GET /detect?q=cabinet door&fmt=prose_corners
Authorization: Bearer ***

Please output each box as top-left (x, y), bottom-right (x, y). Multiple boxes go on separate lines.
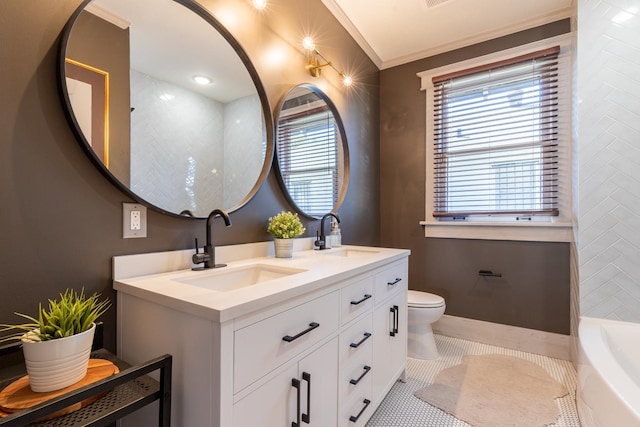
top-left (372, 290), bottom-right (407, 402)
top-left (234, 338), bottom-right (338, 427)
top-left (233, 363), bottom-right (298, 426)
top-left (298, 337), bottom-right (338, 426)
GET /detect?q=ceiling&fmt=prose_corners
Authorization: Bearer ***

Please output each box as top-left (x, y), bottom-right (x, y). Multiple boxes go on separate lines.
top-left (321, 0), bottom-right (573, 69)
top-left (88, 0), bottom-right (256, 103)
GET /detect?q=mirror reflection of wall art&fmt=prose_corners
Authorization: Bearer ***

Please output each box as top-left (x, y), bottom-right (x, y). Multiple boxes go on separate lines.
top-left (58, 0), bottom-right (274, 217)
top-left (275, 84), bottom-right (349, 219)
top-left (65, 59), bottom-right (109, 167)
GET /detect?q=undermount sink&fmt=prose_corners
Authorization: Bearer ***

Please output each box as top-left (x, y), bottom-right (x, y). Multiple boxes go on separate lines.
top-left (322, 248), bottom-right (380, 257)
top-left (172, 264), bottom-right (307, 292)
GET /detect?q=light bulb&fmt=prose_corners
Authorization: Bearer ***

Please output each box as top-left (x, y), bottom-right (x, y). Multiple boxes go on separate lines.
top-left (252, 0), bottom-right (267, 10)
top-left (302, 36), bottom-right (315, 51)
top-left (342, 75), bottom-right (353, 87)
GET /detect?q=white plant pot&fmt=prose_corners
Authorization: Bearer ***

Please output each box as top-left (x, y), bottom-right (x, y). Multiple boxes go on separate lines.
top-left (22, 323), bottom-right (96, 392)
top-left (274, 238), bottom-right (294, 258)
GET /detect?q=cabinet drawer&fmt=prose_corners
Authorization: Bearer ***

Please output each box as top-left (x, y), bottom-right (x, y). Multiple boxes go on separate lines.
top-left (340, 276), bottom-right (374, 325)
top-left (374, 261), bottom-right (408, 303)
top-left (340, 392), bottom-right (373, 427)
top-left (339, 315), bottom-right (373, 403)
top-left (339, 314), bottom-right (373, 367)
top-left (234, 291), bottom-right (340, 393)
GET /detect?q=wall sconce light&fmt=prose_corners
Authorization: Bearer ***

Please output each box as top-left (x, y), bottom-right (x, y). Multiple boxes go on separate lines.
top-left (252, 0), bottom-right (267, 10)
top-left (303, 37), bottom-right (353, 87)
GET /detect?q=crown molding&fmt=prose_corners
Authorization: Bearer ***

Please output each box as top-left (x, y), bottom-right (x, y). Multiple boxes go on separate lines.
top-left (321, 1), bottom-right (571, 71)
top-left (321, 0), bottom-right (383, 69)
top-left (85, 3), bottom-right (130, 30)
top-left (381, 8), bottom-right (572, 69)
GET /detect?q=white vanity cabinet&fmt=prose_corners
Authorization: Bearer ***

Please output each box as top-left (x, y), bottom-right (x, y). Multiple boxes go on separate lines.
top-left (336, 260), bottom-right (408, 425)
top-left (114, 246), bottom-right (409, 427)
top-left (234, 336), bottom-right (338, 426)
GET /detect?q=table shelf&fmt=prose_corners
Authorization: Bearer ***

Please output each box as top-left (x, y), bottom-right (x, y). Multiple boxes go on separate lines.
top-left (0, 346), bottom-right (171, 426)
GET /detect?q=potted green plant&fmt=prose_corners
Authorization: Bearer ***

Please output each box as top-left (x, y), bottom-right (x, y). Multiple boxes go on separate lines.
top-left (0, 288), bottom-right (110, 392)
top-left (267, 211), bottom-right (305, 258)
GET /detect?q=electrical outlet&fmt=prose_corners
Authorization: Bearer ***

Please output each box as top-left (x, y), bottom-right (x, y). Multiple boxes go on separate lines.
top-left (123, 203), bottom-right (147, 238)
top-left (131, 210), bottom-right (141, 230)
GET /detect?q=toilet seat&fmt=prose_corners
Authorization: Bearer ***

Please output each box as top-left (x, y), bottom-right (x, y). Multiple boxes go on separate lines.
top-left (408, 290), bottom-right (445, 308)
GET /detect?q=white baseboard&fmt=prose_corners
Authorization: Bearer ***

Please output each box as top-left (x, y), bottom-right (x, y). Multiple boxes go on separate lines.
top-left (433, 314), bottom-right (571, 360)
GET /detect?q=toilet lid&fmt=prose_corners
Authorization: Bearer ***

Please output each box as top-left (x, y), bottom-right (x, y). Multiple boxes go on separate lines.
top-left (407, 290), bottom-right (445, 308)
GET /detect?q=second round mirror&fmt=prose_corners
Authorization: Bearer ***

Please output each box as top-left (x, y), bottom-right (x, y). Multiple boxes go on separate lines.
top-left (274, 84), bottom-right (349, 219)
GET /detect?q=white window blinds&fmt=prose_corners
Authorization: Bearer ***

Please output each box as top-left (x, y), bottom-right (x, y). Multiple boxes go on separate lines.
top-left (432, 46), bottom-right (560, 219)
top-left (276, 105), bottom-right (339, 217)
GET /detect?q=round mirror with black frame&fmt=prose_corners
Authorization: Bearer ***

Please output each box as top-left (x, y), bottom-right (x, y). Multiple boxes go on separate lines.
top-left (274, 84), bottom-right (349, 219)
top-left (58, 0), bottom-right (274, 218)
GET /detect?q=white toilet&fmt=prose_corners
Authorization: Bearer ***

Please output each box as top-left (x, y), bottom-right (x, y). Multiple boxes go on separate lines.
top-left (407, 290), bottom-right (446, 360)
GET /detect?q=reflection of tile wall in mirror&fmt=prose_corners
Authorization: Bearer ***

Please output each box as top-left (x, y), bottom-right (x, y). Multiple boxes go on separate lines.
top-left (130, 70), bottom-right (263, 215)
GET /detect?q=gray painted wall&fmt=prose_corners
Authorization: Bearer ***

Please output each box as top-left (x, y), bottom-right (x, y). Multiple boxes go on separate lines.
top-left (379, 20), bottom-right (572, 334)
top-left (0, 0), bottom-right (380, 351)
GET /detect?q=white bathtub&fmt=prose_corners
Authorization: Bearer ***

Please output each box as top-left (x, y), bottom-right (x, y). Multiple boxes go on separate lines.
top-left (578, 317), bottom-right (640, 427)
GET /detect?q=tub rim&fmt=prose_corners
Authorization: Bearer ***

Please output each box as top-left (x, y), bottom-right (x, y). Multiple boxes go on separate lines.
top-left (579, 316), bottom-right (640, 421)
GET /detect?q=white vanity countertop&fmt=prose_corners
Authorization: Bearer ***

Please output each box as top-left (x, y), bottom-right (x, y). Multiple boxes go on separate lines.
top-left (113, 245), bottom-right (409, 323)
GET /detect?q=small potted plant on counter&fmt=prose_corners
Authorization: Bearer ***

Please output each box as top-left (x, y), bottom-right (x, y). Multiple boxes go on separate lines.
top-left (0, 288), bottom-right (110, 392)
top-left (267, 211), bottom-right (306, 258)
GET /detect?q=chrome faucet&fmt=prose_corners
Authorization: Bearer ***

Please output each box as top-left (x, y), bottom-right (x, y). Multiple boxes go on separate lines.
top-left (192, 209), bottom-right (231, 270)
top-left (314, 212), bottom-right (340, 250)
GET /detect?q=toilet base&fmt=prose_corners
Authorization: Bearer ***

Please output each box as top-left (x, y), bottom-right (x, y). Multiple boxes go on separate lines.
top-left (408, 323), bottom-right (439, 360)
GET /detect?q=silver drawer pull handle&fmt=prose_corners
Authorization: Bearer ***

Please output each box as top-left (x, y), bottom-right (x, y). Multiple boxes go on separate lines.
top-left (282, 322), bottom-right (320, 342)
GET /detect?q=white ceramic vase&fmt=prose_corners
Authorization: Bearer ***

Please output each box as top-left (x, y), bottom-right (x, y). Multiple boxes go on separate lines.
top-left (274, 238), bottom-right (294, 258)
top-left (22, 323), bottom-right (96, 392)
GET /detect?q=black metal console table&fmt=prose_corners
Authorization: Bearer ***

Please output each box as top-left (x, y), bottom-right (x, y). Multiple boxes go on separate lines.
top-left (0, 326), bottom-right (171, 427)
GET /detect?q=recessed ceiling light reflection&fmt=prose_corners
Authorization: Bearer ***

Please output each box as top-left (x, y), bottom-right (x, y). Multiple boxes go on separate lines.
top-left (612, 6), bottom-right (638, 24)
top-left (193, 75), bottom-right (212, 85)
top-left (160, 94), bottom-right (175, 101)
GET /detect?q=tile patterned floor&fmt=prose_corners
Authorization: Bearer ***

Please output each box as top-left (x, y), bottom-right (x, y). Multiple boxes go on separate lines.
top-left (366, 334), bottom-right (581, 426)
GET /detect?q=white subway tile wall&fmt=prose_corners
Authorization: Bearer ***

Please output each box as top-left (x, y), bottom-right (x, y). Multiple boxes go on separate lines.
top-left (577, 0), bottom-right (640, 322)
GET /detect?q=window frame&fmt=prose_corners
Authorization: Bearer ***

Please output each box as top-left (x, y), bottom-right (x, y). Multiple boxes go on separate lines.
top-left (418, 35), bottom-right (573, 242)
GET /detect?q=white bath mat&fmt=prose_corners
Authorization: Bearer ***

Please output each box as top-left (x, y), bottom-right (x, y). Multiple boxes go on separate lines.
top-left (414, 353), bottom-right (569, 427)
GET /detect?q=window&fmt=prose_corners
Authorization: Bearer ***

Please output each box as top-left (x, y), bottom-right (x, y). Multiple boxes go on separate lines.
top-left (276, 103), bottom-right (340, 217)
top-left (432, 47), bottom-right (560, 220)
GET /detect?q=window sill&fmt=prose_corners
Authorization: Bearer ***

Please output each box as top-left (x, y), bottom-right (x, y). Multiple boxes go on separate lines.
top-left (419, 220), bottom-right (573, 242)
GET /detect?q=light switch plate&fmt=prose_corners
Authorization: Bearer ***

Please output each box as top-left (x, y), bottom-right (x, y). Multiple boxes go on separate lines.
top-left (123, 203), bottom-right (147, 238)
